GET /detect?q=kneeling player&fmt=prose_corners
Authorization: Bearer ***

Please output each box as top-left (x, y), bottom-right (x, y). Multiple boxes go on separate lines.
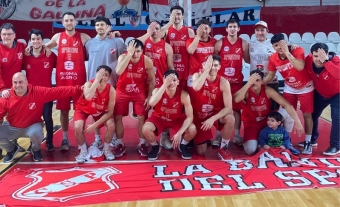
top-left (142, 70), bottom-right (196, 160)
top-left (74, 65), bottom-right (116, 163)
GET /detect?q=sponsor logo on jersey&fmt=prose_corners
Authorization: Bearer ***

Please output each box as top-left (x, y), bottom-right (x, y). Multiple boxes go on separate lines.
top-left (250, 97), bottom-right (255, 103)
top-left (146, 43), bottom-right (152, 49)
top-left (61, 39), bottom-right (67, 44)
top-left (224, 46), bottom-right (229, 52)
top-left (170, 33), bottom-right (175, 39)
top-left (163, 98), bottom-right (167, 104)
top-left (288, 76), bottom-right (296, 82)
top-left (2, 57), bottom-right (7, 62)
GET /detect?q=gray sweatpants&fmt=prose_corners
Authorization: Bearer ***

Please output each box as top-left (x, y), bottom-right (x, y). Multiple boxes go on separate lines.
top-left (0, 122), bottom-right (44, 152)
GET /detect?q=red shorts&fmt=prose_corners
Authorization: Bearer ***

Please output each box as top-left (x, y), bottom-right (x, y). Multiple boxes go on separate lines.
top-left (283, 91), bottom-right (314, 113)
top-left (74, 110), bottom-right (114, 129)
top-left (193, 119), bottom-right (224, 145)
top-left (243, 120), bottom-right (267, 142)
top-left (178, 80), bottom-right (187, 91)
top-left (56, 93), bottom-right (81, 111)
top-left (114, 91), bottom-right (146, 116)
top-left (146, 115), bottom-right (185, 136)
top-left (230, 83), bottom-right (244, 110)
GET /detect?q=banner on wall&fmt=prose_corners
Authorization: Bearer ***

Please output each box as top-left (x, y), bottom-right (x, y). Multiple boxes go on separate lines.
top-left (0, 0), bottom-right (141, 21)
top-left (148, 0), bottom-right (212, 22)
top-left (0, 149), bottom-right (339, 206)
top-left (53, 6), bottom-right (261, 31)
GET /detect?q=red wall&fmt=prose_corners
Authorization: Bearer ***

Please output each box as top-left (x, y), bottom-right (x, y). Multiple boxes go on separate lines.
top-left (1, 5), bottom-right (339, 40)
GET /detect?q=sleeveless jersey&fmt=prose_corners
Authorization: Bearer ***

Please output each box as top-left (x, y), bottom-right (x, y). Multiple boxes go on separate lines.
top-left (192, 75), bottom-right (224, 120)
top-left (152, 88), bottom-right (185, 121)
top-left (242, 85), bottom-right (271, 122)
top-left (56, 32), bottom-right (86, 86)
top-left (166, 26), bottom-right (190, 81)
top-left (144, 38), bottom-right (167, 88)
top-left (249, 39), bottom-right (278, 83)
top-left (116, 54), bottom-right (147, 99)
top-left (76, 80), bottom-right (111, 116)
top-left (218, 37), bottom-right (244, 84)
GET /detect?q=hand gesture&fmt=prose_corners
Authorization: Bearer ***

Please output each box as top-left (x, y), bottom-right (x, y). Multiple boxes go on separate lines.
top-left (24, 45), bottom-right (32, 56)
top-left (201, 117), bottom-right (214, 131)
top-left (247, 73), bottom-right (260, 86)
top-left (278, 40), bottom-right (289, 55)
top-left (263, 145), bottom-right (270, 150)
top-left (84, 123), bottom-right (96, 134)
top-left (290, 44), bottom-right (300, 50)
top-left (147, 22), bottom-right (158, 36)
top-left (202, 55), bottom-right (213, 74)
top-left (1, 89), bottom-right (10, 98)
top-left (108, 30), bottom-right (121, 39)
top-left (317, 48), bottom-right (328, 63)
top-left (163, 74), bottom-right (175, 87)
top-left (168, 10), bottom-right (176, 25)
top-left (127, 40), bottom-right (136, 56)
top-left (196, 24), bottom-right (205, 38)
top-left (43, 45), bottom-right (51, 57)
top-left (171, 133), bottom-right (181, 149)
top-left (95, 68), bottom-right (105, 82)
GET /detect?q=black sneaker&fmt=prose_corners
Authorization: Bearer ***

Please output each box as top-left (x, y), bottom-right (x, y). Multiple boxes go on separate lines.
top-left (298, 141), bottom-right (317, 147)
top-left (148, 144), bottom-right (160, 161)
top-left (26, 142), bottom-right (32, 153)
top-left (32, 149), bottom-right (43, 161)
top-left (46, 142), bottom-right (55, 151)
top-left (187, 139), bottom-right (194, 149)
top-left (323, 146), bottom-right (340, 156)
top-left (179, 143), bottom-right (192, 159)
top-left (301, 142), bottom-right (312, 154)
top-left (3, 145), bottom-right (19, 163)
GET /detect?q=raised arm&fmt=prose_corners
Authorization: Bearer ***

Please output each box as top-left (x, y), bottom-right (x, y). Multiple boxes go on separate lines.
top-left (160, 10), bottom-right (175, 38)
top-left (280, 40), bottom-right (305, 70)
top-left (83, 69), bottom-right (105, 100)
top-left (187, 24), bottom-right (204, 54)
top-left (45, 33), bottom-right (59, 49)
top-left (192, 55), bottom-right (213, 91)
top-left (148, 74), bottom-right (174, 107)
top-left (116, 40), bottom-right (135, 75)
top-left (233, 73), bottom-right (259, 103)
top-left (138, 22), bottom-right (157, 44)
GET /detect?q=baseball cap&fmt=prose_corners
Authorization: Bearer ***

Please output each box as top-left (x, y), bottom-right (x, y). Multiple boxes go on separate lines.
top-left (254, 21), bottom-right (268, 29)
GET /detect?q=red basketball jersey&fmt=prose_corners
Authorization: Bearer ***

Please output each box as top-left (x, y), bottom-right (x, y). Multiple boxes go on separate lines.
top-left (218, 37), bottom-right (244, 84)
top-left (242, 85), bottom-right (271, 122)
top-left (76, 80), bottom-right (111, 115)
top-left (192, 75), bottom-right (224, 120)
top-left (166, 26), bottom-right (190, 81)
top-left (152, 88), bottom-right (185, 121)
top-left (56, 32), bottom-right (86, 86)
top-left (144, 38), bottom-right (167, 88)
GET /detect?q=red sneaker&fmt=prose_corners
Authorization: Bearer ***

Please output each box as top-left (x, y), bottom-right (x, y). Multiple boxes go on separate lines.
top-left (113, 144), bottom-right (126, 157)
top-left (218, 148), bottom-right (233, 161)
top-left (137, 144), bottom-right (149, 157)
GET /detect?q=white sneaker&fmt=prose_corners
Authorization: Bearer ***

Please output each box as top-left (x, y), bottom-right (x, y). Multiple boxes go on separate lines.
top-left (160, 133), bottom-right (173, 150)
top-left (103, 150), bottom-right (115, 160)
top-left (212, 135), bottom-right (222, 147)
top-left (92, 139), bottom-right (103, 148)
top-left (110, 138), bottom-right (119, 147)
top-left (233, 135), bottom-right (243, 146)
top-left (75, 150), bottom-right (88, 163)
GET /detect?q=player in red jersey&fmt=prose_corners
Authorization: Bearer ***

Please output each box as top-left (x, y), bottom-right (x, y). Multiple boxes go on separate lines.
top-left (263, 33), bottom-right (313, 155)
top-left (192, 55), bottom-right (235, 161)
top-left (234, 69), bottom-right (304, 155)
top-left (21, 29), bottom-right (57, 152)
top-left (214, 19), bottom-right (250, 148)
top-left (142, 70), bottom-right (196, 160)
top-left (73, 65), bottom-right (116, 163)
top-left (114, 39), bottom-right (155, 157)
top-left (0, 72), bottom-right (82, 163)
top-left (0, 23), bottom-right (26, 92)
top-left (45, 12), bottom-right (91, 151)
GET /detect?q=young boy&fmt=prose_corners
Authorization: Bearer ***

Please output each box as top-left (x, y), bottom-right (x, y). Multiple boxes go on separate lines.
top-left (258, 112), bottom-right (300, 155)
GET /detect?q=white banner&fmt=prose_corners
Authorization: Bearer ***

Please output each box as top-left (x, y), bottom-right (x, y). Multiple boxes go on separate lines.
top-left (148, 0), bottom-right (212, 22)
top-left (0, 0), bottom-right (141, 21)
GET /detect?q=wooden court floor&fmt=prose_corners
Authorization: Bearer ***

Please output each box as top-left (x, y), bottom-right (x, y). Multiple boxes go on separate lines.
top-left (1, 106), bottom-right (339, 207)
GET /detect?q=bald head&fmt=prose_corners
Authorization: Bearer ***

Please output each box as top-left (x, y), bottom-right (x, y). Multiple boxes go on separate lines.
top-left (12, 72), bottom-right (28, 96)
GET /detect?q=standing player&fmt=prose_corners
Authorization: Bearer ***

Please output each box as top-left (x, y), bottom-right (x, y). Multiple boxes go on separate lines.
top-left (142, 70), bottom-right (196, 160)
top-left (22, 29), bottom-right (57, 151)
top-left (192, 55), bottom-right (235, 160)
top-left (114, 39), bottom-right (155, 157)
top-left (264, 33), bottom-right (313, 155)
top-left (74, 66), bottom-right (116, 163)
top-left (45, 12), bottom-right (91, 151)
top-left (214, 19), bottom-right (250, 147)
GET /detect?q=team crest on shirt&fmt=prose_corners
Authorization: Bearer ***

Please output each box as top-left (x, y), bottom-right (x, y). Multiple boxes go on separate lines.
top-left (173, 102), bottom-right (179, 108)
top-left (288, 76), bottom-right (296, 82)
top-left (250, 97), bottom-right (255, 103)
top-left (261, 98), bottom-right (266, 104)
top-left (61, 39), bottom-right (67, 45)
top-left (156, 47), bottom-right (163, 53)
top-left (73, 41), bottom-right (79, 47)
top-left (26, 64), bottom-right (31, 69)
top-left (110, 48), bottom-right (116, 54)
top-left (146, 43), bottom-right (152, 49)
top-left (137, 67), bottom-right (144, 73)
top-left (128, 64), bottom-right (132, 70)
top-left (235, 48), bottom-right (241, 53)
top-left (29, 103), bottom-right (36, 110)
top-left (212, 87), bottom-right (218, 93)
top-left (181, 34), bottom-right (187, 40)
top-left (44, 62), bottom-right (50, 68)
top-left (223, 46), bottom-right (229, 52)
top-left (323, 74), bottom-right (329, 80)
top-left (170, 33), bottom-right (175, 39)
top-left (2, 57), bottom-right (7, 62)
top-left (17, 52), bottom-right (23, 59)
top-left (163, 98), bottom-right (167, 105)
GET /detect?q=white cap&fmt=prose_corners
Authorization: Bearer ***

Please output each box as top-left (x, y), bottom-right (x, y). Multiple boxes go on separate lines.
top-left (254, 21), bottom-right (268, 29)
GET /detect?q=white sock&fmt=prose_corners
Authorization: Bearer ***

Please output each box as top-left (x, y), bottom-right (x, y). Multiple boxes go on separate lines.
top-left (216, 130), bottom-right (221, 137)
top-left (181, 139), bottom-right (188, 145)
top-left (220, 138), bottom-right (229, 149)
top-left (116, 138), bottom-right (124, 146)
top-left (112, 133), bottom-right (117, 140)
top-left (95, 135), bottom-right (101, 141)
top-left (79, 143), bottom-right (87, 151)
top-left (62, 131), bottom-right (68, 139)
top-left (139, 138), bottom-right (147, 145)
top-left (150, 141), bottom-right (158, 146)
top-left (234, 129), bottom-right (240, 137)
top-left (305, 135), bottom-right (312, 142)
top-left (103, 142), bottom-right (110, 150)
